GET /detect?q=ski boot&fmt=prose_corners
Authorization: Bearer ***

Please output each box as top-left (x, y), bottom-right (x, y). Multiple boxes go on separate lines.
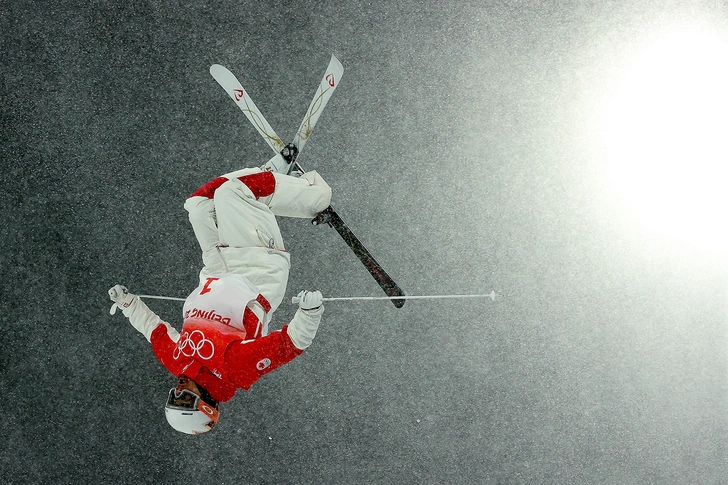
top-left (280, 143), bottom-right (298, 164)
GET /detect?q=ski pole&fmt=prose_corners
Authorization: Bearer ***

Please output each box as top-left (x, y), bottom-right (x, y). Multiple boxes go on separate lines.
top-left (109, 294), bottom-right (186, 315)
top-left (291, 291), bottom-right (496, 304)
top-left (138, 294), bottom-right (186, 302)
top-left (134, 291), bottom-right (497, 304)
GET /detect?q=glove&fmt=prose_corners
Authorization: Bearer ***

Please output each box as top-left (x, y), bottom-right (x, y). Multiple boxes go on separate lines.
top-left (288, 290), bottom-right (324, 349)
top-left (295, 290), bottom-right (323, 311)
top-left (108, 285), bottom-right (137, 315)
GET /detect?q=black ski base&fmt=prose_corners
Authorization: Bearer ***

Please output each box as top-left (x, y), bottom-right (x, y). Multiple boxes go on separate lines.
top-left (312, 206), bottom-right (406, 308)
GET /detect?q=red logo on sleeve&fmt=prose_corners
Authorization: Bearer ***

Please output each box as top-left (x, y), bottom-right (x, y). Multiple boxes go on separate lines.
top-left (200, 277), bottom-right (219, 295)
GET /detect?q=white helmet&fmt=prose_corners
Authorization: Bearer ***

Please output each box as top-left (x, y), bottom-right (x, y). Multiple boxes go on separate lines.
top-left (165, 388), bottom-right (220, 434)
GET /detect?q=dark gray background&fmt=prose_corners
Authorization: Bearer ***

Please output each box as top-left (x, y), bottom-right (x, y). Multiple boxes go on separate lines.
top-left (2, 1), bottom-right (726, 483)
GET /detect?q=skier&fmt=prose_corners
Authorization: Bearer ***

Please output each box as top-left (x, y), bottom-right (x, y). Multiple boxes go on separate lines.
top-left (108, 165), bottom-right (332, 434)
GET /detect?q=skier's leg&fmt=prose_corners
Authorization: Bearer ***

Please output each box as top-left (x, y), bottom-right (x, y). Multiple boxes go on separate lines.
top-left (219, 168), bottom-right (331, 218)
top-left (212, 168), bottom-right (331, 245)
top-left (265, 171), bottom-right (332, 218)
top-left (214, 174), bottom-right (285, 251)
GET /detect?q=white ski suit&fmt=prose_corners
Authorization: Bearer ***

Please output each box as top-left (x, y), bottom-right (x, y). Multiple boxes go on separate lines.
top-left (117, 167), bottom-right (332, 402)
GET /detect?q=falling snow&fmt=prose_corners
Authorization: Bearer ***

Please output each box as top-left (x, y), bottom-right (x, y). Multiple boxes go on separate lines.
top-left (2, 1), bottom-right (727, 483)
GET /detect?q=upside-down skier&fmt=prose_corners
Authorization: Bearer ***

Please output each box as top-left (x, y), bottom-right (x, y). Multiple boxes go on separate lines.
top-left (109, 166), bottom-right (332, 434)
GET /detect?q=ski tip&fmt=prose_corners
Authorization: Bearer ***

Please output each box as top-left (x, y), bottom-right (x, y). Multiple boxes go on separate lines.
top-left (329, 54), bottom-right (343, 71)
top-left (390, 289), bottom-right (406, 308)
top-left (392, 298), bottom-right (406, 309)
top-left (210, 64), bottom-right (231, 76)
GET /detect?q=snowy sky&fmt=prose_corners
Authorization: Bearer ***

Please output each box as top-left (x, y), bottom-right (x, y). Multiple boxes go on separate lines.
top-left (2, 0), bottom-right (727, 483)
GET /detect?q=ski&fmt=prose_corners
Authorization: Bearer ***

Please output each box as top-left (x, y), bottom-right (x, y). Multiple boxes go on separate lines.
top-left (291, 55), bottom-right (344, 157)
top-left (312, 207), bottom-right (405, 308)
top-left (210, 55), bottom-right (344, 175)
top-left (209, 64), bottom-right (285, 155)
top-left (210, 55), bottom-right (406, 307)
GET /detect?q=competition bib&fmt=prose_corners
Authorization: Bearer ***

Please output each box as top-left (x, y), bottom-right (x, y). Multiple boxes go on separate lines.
top-left (183, 274), bottom-right (260, 331)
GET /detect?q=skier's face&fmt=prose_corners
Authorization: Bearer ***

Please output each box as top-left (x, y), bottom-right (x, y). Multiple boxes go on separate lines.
top-left (168, 388), bottom-right (199, 408)
top-left (171, 376), bottom-right (201, 406)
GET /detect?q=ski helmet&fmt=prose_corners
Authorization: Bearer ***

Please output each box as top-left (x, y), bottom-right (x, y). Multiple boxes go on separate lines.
top-left (164, 388), bottom-right (220, 434)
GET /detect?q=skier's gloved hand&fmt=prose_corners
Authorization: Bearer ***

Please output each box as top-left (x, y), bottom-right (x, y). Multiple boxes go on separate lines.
top-left (288, 290), bottom-right (324, 350)
top-left (295, 290), bottom-right (323, 311)
top-left (108, 285), bottom-right (137, 315)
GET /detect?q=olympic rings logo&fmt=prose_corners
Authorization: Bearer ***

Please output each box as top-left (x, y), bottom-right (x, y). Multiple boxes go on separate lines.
top-left (174, 330), bottom-right (215, 360)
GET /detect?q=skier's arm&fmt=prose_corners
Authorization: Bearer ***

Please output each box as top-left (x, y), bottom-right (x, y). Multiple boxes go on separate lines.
top-left (108, 285), bottom-right (179, 342)
top-left (225, 326), bottom-right (303, 389)
top-left (225, 292), bottom-right (324, 389)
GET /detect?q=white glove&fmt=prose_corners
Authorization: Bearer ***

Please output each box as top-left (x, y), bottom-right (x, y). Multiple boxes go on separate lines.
top-left (288, 290), bottom-right (324, 350)
top-left (295, 290), bottom-right (323, 311)
top-left (108, 285), bottom-right (137, 315)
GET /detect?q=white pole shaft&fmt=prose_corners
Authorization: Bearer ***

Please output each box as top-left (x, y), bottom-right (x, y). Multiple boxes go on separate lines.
top-left (292, 291), bottom-right (496, 304)
top-left (138, 294), bottom-right (186, 302)
top-left (324, 292), bottom-right (495, 302)
top-left (137, 291), bottom-right (497, 304)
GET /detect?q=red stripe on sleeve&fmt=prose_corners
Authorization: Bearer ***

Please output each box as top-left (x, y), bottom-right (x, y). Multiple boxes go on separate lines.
top-left (242, 307), bottom-right (258, 340)
top-left (256, 293), bottom-right (272, 313)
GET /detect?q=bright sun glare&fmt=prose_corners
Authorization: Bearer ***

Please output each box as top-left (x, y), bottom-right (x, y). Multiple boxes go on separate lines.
top-left (606, 28), bottom-right (728, 254)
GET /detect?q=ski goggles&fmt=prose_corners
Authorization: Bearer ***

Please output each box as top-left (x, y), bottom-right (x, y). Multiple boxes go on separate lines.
top-left (166, 388), bottom-right (202, 410)
top-left (166, 388), bottom-right (220, 422)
